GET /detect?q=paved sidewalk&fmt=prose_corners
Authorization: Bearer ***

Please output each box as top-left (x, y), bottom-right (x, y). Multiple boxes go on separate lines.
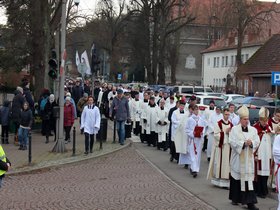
top-left (2, 120), bottom-right (127, 174)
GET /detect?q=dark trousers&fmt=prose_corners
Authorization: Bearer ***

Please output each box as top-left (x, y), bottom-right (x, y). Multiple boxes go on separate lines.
top-left (147, 131), bottom-right (157, 146)
top-left (1, 125), bottom-right (9, 143)
top-left (133, 121), bottom-right (141, 136)
top-left (140, 129), bottom-right (146, 143)
top-left (170, 141), bottom-right (179, 160)
top-left (64, 126), bottom-right (72, 141)
top-left (254, 175), bottom-right (269, 197)
top-left (85, 132), bottom-right (94, 152)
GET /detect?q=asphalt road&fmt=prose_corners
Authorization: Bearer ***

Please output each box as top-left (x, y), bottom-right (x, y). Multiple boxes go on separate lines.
top-left (134, 141), bottom-right (278, 210)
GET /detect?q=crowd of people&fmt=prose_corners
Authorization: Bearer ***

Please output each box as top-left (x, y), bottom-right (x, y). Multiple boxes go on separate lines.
top-left (1, 78), bottom-right (280, 210)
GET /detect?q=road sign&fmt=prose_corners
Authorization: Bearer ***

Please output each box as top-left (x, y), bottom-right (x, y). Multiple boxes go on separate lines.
top-left (117, 73), bottom-right (122, 80)
top-left (272, 72), bottom-right (280, 85)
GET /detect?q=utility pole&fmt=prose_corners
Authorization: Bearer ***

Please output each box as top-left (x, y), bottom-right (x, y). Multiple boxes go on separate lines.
top-left (52, 0), bottom-right (67, 153)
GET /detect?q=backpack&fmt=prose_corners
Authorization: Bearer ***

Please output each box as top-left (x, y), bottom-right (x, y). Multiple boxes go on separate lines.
top-left (40, 97), bottom-right (48, 111)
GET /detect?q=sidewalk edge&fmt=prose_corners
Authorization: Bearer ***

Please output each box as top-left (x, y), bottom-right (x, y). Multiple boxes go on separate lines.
top-left (7, 141), bottom-right (131, 176)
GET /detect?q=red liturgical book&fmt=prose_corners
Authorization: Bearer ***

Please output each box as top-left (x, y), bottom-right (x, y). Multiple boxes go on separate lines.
top-left (194, 126), bottom-right (203, 138)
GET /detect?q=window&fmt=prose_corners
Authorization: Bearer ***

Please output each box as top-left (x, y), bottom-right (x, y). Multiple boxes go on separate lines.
top-left (222, 56), bottom-right (225, 67)
top-left (231, 55), bottom-right (234, 66)
top-left (245, 54), bottom-right (249, 62)
top-left (214, 57), bottom-right (216, 67)
top-left (207, 58), bottom-right (210, 66)
top-left (219, 79), bottom-right (221, 86)
top-left (241, 54), bottom-right (244, 63)
top-left (225, 56), bottom-right (228, 66)
top-left (217, 57), bottom-right (220, 67)
top-left (213, 78), bottom-right (215, 86)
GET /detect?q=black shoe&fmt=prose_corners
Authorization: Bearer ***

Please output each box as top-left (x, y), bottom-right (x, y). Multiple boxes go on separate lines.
top-left (49, 133), bottom-right (54, 136)
top-left (157, 147), bottom-right (160, 150)
top-left (147, 144), bottom-right (151, 147)
top-left (45, 138), bottom-right (49, 144)
top-left (184, 164), bottom-right (188, 169)
top-left (90, 150), bottom-right (93, 153)
top-left (231, 201), bottom-right (238, 206)
top-left (247, 204), bottom-right (259, 210)
top-left (84, 151), bottom-right (88, 155)
top-left (18, 145), bottom-right (23, 150)
top-left (170, 156), bottom-right (173, 162)
top-left (207, 157), bottom-right (210, 162)
top-left (257, 194), bottom-right (266, 199)
top-left (193, 172), bottom-right (197, 178)
top-left (190, 168), bottom-right (193, 174)
top-left (163, 148), bottom-right (168, 151)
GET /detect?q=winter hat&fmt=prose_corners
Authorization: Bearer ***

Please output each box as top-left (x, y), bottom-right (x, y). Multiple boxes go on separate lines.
top-left (65, 96), bottom-right (71, 101)
top-left (49, 94), bottom-right (55, 103)
top-left (17, 86), bottom-right (23, 94)
top-left (66, 92), bottom-right (71, 97)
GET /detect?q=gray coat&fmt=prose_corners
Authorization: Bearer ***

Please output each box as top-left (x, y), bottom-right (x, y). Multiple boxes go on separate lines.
top-left (110, 97), bottom-right (130, 121)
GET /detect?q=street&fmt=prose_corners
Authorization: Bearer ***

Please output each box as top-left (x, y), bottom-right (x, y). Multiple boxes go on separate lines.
top-left (0, 145), bottom-right (213, 210)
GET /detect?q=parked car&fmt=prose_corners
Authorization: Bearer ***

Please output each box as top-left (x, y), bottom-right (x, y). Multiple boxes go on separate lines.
top-left (195, 92), bottom-right (224, 97)
top-left (173, 86), bottom-right (213, 94)
top-left (231, 97), bottom-right (278, 107)
top-left (195, 95), bottom-right (227, 109)
top-left (222, 94), bottom-right (245, 103)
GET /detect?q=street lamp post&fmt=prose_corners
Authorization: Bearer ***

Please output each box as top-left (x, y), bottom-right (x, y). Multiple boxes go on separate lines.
top-left (52, 0), bottom-right (67, 153)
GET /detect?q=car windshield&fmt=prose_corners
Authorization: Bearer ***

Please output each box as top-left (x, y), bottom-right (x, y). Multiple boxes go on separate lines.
top-left (232, 96), bottom-right (244, 100)
top-left (203, 98), bottom-right (226, 107)
top-left (194, 87), bottom-right (204, 92)
top-left (250, 99), bottom-right (269, 106)
top-left (232, 97), bottom-right (247, 104)
top-left (181, 87), bottom-right (193, 94)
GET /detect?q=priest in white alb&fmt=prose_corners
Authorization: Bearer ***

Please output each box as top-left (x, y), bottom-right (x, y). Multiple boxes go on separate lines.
top-left (207, 107), bottom-right (232, 188)
top-left (156, 99), bottom-right (169, 150)
top-left (206, 106), bottom-right (223, 162)
top-left (229, 105), bottom-right (260, 210)
top-left (273, 134), bottom-right (280, 210)
top-left (171, 100), bottom-right (189, 162)
top-left (185, 104), bottom-right (207, 178)
top-left (253, 107), bottom-right (272, 199)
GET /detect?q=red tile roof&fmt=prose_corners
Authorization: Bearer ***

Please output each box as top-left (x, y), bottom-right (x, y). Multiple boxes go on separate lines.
top-left (237, 34), bottom-right (280, 75)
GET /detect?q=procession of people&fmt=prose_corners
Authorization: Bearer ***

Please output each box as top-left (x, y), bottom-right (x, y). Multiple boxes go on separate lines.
top-left (2, 78), bottom-right (280, 210)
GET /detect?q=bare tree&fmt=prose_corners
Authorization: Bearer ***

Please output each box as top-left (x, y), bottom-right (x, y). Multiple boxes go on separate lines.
top-left (221, 0), bottom-right (280, 70)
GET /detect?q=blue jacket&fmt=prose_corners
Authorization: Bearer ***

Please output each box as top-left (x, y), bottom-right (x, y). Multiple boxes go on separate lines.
top-left (0, 101), bottom-right (10, 126)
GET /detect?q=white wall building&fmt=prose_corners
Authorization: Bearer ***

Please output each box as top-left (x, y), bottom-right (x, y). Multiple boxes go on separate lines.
top-left (201, 44), bottom-right (261, 91)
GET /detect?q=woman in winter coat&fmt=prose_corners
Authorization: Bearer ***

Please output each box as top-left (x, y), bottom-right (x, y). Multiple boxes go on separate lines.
top-left (43, 94), bottom-right (58, 143)
top-left (18, 102), bottom-right (33, 150)
top-left (64, 96), bottom-right (75, 143)
top-left (0, 100), bottom-right (11, 144)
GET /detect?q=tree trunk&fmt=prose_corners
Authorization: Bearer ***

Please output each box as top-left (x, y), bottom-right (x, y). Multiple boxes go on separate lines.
top-left (157, 37), bottom-right (166, 84)
top-left (30, 0), bottom-right (48, 100)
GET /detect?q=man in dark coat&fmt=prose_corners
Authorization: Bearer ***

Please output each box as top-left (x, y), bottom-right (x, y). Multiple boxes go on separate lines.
top-left (11, 87), bottom-right (25, 145)
top-left (71, 80), bottom-right (84, 105)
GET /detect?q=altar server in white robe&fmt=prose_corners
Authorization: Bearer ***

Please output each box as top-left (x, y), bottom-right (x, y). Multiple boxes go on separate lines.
top-left (229, 103), bottom-right (240, 126)
top-left (177, 104), bottom-right (194, 166)
top-left (80, 96), bottom-right (101, 154)
top-left (273, 134), bottom-right (280, 210)
top-left (130, 92), bottom-right (141, 136)
top-left (186, 105), bottom-right (207, 178)
top-left (206, 106), bottom-right (223, 161)
top-left (171, 100), bottom-right (188, 162)
top-left (139, 92), bottom-right (150, 143)
top-left (229, 105), bottom-right (260, 210)
top-left (207, 107), bottom-right (232, 188)
top-left (253, 107), bottom-right (272, 199)
top-left (156, 99), bottom-right (169, 150)
top-left (143, 96), bottom-right (158, 147)
top-left (268, 108), bottom-right (280, 190)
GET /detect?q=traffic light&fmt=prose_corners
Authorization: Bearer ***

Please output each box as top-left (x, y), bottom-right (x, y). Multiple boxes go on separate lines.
top-left (48, 49), bottom-right (58, 80)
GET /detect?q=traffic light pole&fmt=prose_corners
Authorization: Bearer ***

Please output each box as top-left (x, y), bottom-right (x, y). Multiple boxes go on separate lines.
top-left (52, 0), bottom-right (67, 153)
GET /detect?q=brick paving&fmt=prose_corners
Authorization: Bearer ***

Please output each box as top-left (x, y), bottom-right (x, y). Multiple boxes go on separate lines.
top-left (0, 146), bottom-right (214, 210)
top-left (2, 120), bottom-right (123, 173)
